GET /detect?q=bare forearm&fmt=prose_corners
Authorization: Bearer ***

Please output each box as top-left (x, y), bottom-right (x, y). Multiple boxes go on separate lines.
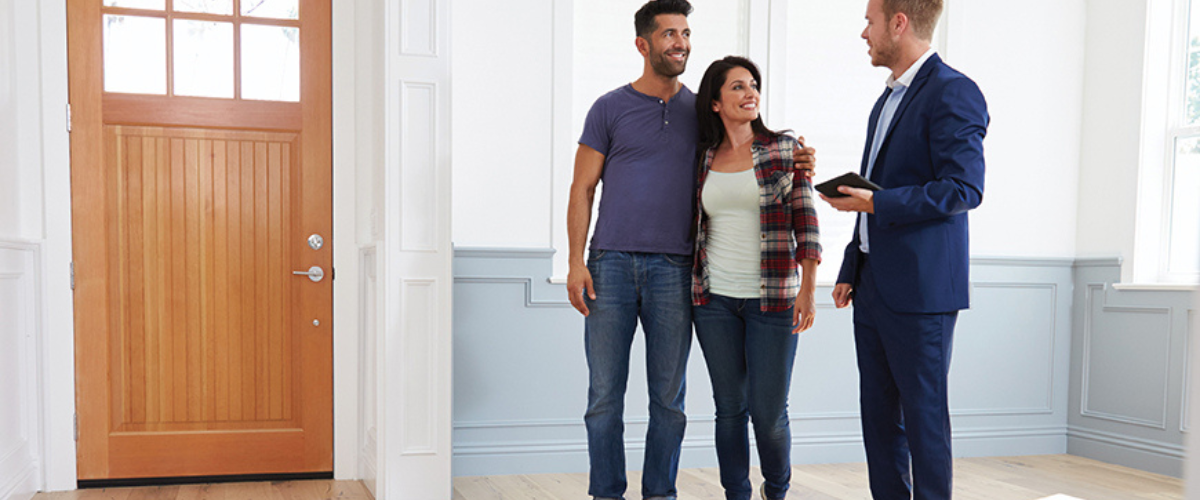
top-left (799, 258), bottom-right (818, 294)
top-left (567, 186), bottom-right (595, 267)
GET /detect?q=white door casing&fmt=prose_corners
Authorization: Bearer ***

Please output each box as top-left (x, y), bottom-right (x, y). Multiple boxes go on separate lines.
top-left (378, 0), bottom-right (454, 498)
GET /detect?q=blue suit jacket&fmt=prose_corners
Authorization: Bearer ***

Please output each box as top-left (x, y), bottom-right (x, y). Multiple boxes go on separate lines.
top-left (835, 54), bottom-right (989, 314)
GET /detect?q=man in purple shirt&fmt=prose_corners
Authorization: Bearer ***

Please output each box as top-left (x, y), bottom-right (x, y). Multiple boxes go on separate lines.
top-left (566, 2), bottom-right (816, 499)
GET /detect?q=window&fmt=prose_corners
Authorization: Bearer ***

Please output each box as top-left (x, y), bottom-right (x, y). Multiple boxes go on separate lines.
top-left (1161, 0), bottom-right (1200, 282)
top-left (101, 0), bottom-right (300, 101)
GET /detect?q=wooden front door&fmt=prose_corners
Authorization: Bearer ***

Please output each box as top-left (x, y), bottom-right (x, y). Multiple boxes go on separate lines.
top-left (68, 0), bottom-right (332, 480)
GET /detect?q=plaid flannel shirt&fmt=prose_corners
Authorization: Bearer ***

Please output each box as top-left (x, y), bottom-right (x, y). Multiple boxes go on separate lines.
top-left (692, 133), bottom-right (822, 312)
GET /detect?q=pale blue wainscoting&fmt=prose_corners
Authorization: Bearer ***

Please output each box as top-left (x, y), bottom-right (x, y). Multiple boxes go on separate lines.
top-left (452, 248), bottom-right (1186, 478)
top-left (1067, 258), bottom-right (1196, 477)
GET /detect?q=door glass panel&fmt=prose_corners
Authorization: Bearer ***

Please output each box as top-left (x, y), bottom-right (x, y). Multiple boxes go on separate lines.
top-left (241, 0), bottom-right (299, 20)
top-left (103, 0), bottom-right (165, 9)
top-left (173, 20), bottom-right (234, 98)
top-left (173, 0), bottom-right (234, 16)
top-left (241, 24), bottom-right (300, 101)
top-left (1170, 136), bottom-right (1200, 274)
top-left (103, 15), bottom-right (167, 95)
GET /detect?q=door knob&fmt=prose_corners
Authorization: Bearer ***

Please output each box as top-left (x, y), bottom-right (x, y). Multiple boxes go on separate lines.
top-left (293, 266), bottom-right (324, 282)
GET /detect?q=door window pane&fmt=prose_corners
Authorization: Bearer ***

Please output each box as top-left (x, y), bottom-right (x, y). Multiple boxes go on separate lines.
top-left (103, 0), bottom-right (165, 9)
top-left (103, 15), bottom-right (166, 95)
top-left (241, 24), bottom-right (300, 101)
top-left (1170, 136), bottom-right (1200, 275)
top-left (173, 0), bottom-right (234, 16)
top-left (173, 20), bottom-right (234, 98)
top-left (241, 0), bottom-right (299, 20)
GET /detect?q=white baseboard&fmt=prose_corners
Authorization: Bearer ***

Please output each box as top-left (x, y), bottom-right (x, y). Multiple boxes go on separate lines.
top-left (0, 462), bottom-right (38, 500)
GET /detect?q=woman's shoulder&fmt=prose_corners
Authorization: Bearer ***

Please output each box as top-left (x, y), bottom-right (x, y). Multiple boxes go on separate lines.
top-left (756, 132), bottom-right (799, 157)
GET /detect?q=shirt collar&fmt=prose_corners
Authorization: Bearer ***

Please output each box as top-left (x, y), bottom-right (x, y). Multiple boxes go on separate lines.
top-left (886, 47), bottom-right (936, 90)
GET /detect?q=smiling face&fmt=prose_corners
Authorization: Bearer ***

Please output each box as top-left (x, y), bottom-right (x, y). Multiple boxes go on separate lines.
top-left (711, 66), bottom-right (759, 125)
top-left (642, 13), bottom-right (691, 78)
top-left (862, 0), bottom-right (898, 68)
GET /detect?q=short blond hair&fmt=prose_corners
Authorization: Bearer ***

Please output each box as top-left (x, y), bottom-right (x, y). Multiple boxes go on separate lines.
top-left (883, 0), bottom-right (943, 41)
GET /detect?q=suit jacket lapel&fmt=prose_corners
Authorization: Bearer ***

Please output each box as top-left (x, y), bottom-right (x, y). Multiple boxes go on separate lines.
top-left (876, 54), bottom-right (941, 161)
top-left (861, 89), bottom-right (890, 176)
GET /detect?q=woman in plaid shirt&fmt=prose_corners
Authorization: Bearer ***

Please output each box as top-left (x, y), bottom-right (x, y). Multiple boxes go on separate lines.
top-left (691, 56), bottom-right (821, 500)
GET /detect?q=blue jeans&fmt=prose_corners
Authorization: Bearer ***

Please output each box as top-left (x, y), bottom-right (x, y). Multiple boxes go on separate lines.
top-left (693, 294), bottom-right (798, 500)
top-left (584, 250), bottom-right (693, 500)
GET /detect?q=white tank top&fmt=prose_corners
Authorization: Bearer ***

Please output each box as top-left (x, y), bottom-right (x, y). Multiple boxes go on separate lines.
top-left (701, 169), bottom-right (761, 299)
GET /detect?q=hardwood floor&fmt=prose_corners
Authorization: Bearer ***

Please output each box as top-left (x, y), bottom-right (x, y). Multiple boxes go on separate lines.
top-left (451, 455), bottom-right (1183, 500)
top-left (35, 480), bottom-right (371, 500)
top-left (31, 455), bottom-right (1183, 500)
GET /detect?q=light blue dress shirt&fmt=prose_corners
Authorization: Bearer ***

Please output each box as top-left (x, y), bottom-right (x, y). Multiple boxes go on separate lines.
top-left (859, 49), bottom-right (936, 254)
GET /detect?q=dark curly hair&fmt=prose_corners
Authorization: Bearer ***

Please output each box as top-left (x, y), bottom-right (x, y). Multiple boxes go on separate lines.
top-left (634, 0), bottom-right (693, 38)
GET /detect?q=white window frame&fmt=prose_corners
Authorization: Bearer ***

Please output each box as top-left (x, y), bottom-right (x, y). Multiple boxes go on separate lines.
top-left (1160, 0), bottom-right (1200, 283)
top-left (1136, 0), bottom-right (1200, 285)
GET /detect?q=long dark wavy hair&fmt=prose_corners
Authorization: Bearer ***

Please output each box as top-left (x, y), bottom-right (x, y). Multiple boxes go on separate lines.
top-left (695, 56), bottom-right (782, 151)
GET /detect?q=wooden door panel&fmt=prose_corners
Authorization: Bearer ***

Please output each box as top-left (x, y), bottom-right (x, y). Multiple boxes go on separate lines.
top-left (104, 127), bottom-right (300, 433)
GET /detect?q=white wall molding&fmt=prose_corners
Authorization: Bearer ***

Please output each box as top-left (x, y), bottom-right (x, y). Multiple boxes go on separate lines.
top-left (399, 0), bottom-right (438, 57)
top-left (381, 0), bottom-right (454, 495)
top-left (0, 242), bottom-right (42, 500)
top-left (356, 244), bottom-right (379, 493)
top-left (331, 0), bottom-right (361, 480)
top-left (31, 0), bottom-right (74, 489)
top-left (0, 463), bottom-right (37, 500)
top-left (1185, 309), bottom-right (1196, 433)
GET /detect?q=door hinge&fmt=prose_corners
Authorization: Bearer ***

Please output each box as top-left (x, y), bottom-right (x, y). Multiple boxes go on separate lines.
top-left (74, 413), bottom-right (78, 441)
top-left (70, 261), bottom-right (75, 290)
top-left (66, 104), bottom-right (72, 133)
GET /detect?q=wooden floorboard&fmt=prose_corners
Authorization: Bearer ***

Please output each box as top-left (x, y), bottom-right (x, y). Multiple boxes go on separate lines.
top-left (34, 455), bottom-right (1183, 500)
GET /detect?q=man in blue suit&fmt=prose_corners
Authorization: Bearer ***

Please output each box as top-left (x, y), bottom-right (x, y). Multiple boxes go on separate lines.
top-left (820, 0), bottom-right (987, 498)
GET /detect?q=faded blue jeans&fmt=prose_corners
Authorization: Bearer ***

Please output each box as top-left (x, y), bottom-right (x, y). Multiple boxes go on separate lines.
top-left (693, 294), bottom-right (799, 500)
top-left (584, 250), bottom-right (693, 500)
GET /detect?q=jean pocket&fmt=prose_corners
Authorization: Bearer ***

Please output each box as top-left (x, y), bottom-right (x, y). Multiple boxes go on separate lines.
top-left (588, 249), bottom-right (607, 262)
top-left (662, 253), bottom-right (693, 267)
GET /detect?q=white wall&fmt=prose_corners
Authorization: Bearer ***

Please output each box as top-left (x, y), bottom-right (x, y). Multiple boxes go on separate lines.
top-left (1076, 0), bottom-right (1151, 281)
top-left (0, 0), bottom-right (17, 237)
top-left (450, 0), bottom-right (556, 250)
top-left (0, 0), bottom-right (40, 240)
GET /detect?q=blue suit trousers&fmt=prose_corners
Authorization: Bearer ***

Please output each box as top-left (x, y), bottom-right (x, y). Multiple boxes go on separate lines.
top-left (853, 257), bottom-right (957, 500)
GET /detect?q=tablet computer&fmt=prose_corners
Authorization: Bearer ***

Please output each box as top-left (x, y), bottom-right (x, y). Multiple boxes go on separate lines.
top-left (815, 172), bottom-right (882, 198)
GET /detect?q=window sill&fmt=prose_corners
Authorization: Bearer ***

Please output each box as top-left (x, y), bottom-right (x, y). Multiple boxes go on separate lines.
top-left (1111, 283), bottom-right (1199, 292)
